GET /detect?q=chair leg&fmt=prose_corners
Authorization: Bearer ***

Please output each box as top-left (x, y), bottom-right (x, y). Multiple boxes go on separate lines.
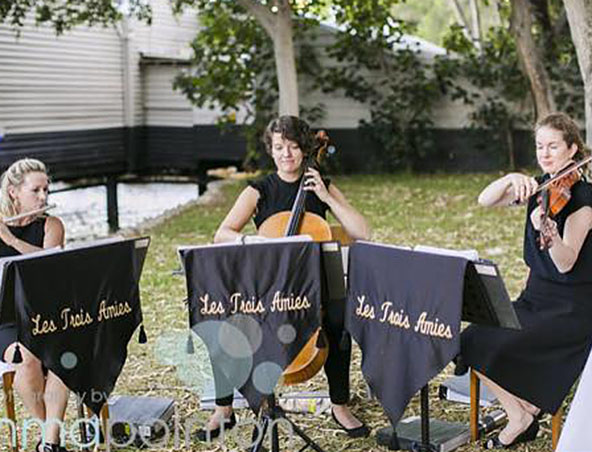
top-left (81, 404), bottom-right (110, 452)
top-left (3, 372), bottom-right (18, 452)
top-left (100, 403), bottom-right (110, 450)
top-left (470, 368), bottom-right (480, 441)
top-left (552, 406), bottom-right (563, 451)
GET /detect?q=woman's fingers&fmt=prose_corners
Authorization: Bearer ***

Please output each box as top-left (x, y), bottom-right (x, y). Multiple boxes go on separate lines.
top-left (511, 175), bottom-right (538, 203)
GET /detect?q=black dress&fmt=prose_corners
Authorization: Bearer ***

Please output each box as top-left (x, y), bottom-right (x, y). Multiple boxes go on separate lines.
top-left (461, 178), bottom-right (592, 414)
top-left (248, 172), bottom-right (330, 229)
top-left (215, 173), bottom-right (352, 406)
top-left (0, 217), bottom-right (46, 362)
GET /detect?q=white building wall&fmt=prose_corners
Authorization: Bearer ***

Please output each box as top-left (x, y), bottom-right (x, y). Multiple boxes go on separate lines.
top-left (129, 0), bottom-right (202, 126)
top-left (0, 0), bottom-right (480, 136)
top-left (142, 64), bottom-right (193, 127)
top-left (0, 18), bottom-right (124, 135)
top-left (301, 24), bottom-right (477, 130)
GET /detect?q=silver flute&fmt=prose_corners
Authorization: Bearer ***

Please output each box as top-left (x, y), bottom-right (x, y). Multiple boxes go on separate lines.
top-left (3, 203), bottom-right (56, 223)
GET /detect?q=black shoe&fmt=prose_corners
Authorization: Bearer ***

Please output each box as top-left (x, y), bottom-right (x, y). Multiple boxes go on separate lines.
top-left (484, 417), bottom-right (539, 449)
top-left (195, 412), bottom-right (237, 442)
top-left (36, 442), bottom-right (66, 452)
top-left (331, 408), bottom-right (370, 438)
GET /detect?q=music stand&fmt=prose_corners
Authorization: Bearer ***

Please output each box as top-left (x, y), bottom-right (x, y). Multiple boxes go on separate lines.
top-left (180, 239), bottom-right (344, 452)
top-left (376, 257), bottom-right (520, 452)
top-left (0, 236), bottom-right (150, 447)
top-left (246, 241), bottom-right (347, 452)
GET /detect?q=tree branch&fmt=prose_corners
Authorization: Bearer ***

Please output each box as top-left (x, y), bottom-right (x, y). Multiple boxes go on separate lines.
top-left (468, 0), bottom-right (482, 52)
top-left (450, 0), bottom-right (475, 46)
top-left (236, 0), bottom-right (275, 36)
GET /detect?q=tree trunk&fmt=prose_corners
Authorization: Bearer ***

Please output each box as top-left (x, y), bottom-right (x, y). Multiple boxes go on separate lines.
top-left (563, 0), bottom-right (592, 144)
top-left (236, 0), bottom-right (299, 117)
top-left (510, 0), bottom-right (556, 120)
top-left (272, 7), bottom-right (299, 116)
top-left (505, 120), bottom-right (516, 170)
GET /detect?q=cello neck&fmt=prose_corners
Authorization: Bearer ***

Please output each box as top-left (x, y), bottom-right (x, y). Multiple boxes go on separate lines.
top-left (284, 159), bottom-right (313, 236)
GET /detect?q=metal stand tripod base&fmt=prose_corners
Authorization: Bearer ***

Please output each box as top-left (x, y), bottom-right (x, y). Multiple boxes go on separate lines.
top-left (375, 385), bottom-right (437, 452)
top-left (250, 397), bottom-right (327, 452)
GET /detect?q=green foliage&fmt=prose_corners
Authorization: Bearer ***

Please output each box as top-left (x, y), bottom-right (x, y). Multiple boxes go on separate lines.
top-left (0, 0), bottom-right (151, 34)
top-left (172, 1), bottom-right (273, 168)
top-left (173, 0), bottom-right (325, 170)
top-left (319, 2), bottom-right (441, 171)
top-left (435, 24), bottom-right (530, 168)
top-left (434, 1), bottom-right (584, 169)
top-left (392, 0), bottom-right (502, 47)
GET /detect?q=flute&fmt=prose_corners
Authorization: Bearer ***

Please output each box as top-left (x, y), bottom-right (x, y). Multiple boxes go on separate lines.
top-left (3, 203), bottom-right (56, 223)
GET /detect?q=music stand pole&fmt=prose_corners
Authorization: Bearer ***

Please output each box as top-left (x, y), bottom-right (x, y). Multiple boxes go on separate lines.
top-left (250, 394), bottom-right (327, 452)
top-left (419, 385), bottom-right (436, 452)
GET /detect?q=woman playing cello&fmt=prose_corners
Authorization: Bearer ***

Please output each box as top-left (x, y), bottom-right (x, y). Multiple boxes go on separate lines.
top-left (196, 115), bottom-right (370, 441)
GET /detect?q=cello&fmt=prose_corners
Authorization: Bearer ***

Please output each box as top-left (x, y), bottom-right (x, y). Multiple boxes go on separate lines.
top-left (258, 130), bottom-right (336, 385)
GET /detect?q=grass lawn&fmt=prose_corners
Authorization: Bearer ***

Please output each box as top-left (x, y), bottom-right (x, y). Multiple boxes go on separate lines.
top-left (1, 173), bottom-right (563, 452)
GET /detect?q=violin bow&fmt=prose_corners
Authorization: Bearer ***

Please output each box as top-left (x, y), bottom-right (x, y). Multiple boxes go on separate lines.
top-left (535, 155), bottom-right (592, 194)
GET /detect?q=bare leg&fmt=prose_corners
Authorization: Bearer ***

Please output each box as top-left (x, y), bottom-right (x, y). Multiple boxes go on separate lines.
top-left (517, 397), bottom-right (541, 416)
top-left (332, 404), bottom-right (363, 429)
top-left (474, 371), bottom-right (536, 444)
top-left (43, 371), bottom-right (69, 444)
top-left (205, 405), bottom-right (234, 430)
top-left (5, 343), bottom-right (46, 420)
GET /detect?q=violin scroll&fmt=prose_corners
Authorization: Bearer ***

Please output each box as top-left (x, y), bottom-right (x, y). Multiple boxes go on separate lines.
top-left (312, 130), bottom-right (335, 166)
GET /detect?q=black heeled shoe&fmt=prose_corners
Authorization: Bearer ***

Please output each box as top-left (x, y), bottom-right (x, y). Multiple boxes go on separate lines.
top-left (194, 412), bottom-right (237, 442)
top-left (484, 417), bottom-right (539, 449)
top-left (36, 442), bottom-right (66, 452)
top-left (331, 408), bottom-right (370, 438)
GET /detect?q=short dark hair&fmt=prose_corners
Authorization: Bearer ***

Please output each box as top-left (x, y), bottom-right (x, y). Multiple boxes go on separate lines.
top-left (263, 115), bottom-right (316, 155)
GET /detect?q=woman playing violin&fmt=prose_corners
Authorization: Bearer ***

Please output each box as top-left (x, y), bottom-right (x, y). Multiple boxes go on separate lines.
top-left (197, 115), bottom-right (370, 441)
top-left (461, 112), bottom-right (592, 449)
top-left (0, 158), bottom-right (68, 452)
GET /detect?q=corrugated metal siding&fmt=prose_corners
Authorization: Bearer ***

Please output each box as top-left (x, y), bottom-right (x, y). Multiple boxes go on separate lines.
top-left (143, 65), bottom-right (193, 127)
top-left (301, 25), bottom-right (481, 130)
top-left (133, 0), bottom-right (199, 59)
top-left (0, 19), bottom-right (124, 135)
top-left (130, 0), bottom-right (199, 126)
top-left (141, 125), bottom-right (245, 173)
top-left (0, 128), bottom-right (127, 178)
top-left (300, 27), bottom-right (373, 129)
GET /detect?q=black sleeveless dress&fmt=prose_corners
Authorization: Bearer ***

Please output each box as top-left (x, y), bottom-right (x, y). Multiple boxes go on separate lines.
top-left (0, 218), bottom-right (46, 362)
top-left (248, 172), bottom-right (330, 227)
top-left (461, 178), bottom-right (592, 414)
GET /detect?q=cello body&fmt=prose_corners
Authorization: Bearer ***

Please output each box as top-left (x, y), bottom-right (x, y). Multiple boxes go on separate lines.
top-left (258, 212), bottom-right (333, 385)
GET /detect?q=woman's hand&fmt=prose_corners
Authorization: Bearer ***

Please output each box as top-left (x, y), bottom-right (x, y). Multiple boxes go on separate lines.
top-left (530, 205), bottom-right (544, 231)
top-left (539, 217), bottom-right (560, 250)
top-left (506, 173), bottom-right (539, 204)
top-left (235, 234), bottom-right (268, 244)
top-left (304, 168), bottom-right (330, 203)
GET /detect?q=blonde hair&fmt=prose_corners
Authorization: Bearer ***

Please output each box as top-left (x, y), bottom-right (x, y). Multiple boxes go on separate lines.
top-left (0, 158), bottom-right (47, 219)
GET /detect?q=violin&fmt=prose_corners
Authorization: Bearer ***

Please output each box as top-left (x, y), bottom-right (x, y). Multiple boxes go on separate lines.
top-left (536, 157), bottom-right (592, 250)
top-left (258, 130), bottom-right (334, 385)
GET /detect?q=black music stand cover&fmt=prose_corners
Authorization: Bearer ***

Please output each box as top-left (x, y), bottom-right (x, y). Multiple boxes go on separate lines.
top-left (179, 239), bottom-right (323, 414)
top-left (0, 236), bottom-right (150, 415)
top-left (346, 242), bottom-right (519, 451)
